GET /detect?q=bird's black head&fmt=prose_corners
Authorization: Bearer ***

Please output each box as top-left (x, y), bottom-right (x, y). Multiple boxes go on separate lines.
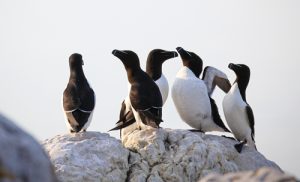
top-left (147, 49), bottom-right (178, 65)
top-left (228, 63), bottom-right (251, 101)
top-left (112, 49), bottom-right (140, 70)
top-left (176, 47), bottom-right (203, 77)
top-left (228, 63), bottom-right (250, 81)
top-left (69, 53), bottom-right (84, 69)
top-left (146, 49), bottom-right (178, 80)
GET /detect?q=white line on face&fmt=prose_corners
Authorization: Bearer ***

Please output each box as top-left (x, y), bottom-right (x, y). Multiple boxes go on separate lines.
top-left (177, 47), bottom-right (183, 51)
top-left (119, 51), bottom-right (129, 55)
top-left (186, 51), bottom-right (191, 57)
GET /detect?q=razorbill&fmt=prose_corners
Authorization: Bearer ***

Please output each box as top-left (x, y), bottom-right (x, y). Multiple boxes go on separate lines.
top-left (112, 49), bottom-right (163, 129)
top-left (223, 63), bottom-right (256, 152)
top-left (146, 49), bottom-right (178, 104)
top-left (63, 53), bottom-right (95, 133)
top-left (109, 49), bottom-right (177, 134)
top-left (172, 47), bottom-right (230, 132)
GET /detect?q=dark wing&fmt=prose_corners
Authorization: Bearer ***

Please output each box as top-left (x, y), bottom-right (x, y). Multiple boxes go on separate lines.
top-left (63, 83), bottom-right (81, 111)
top-left (117, 100), bottom-right (127, 123)
top-left (245, 105), bottom-right (255, 141)
top-left (130, 79), bottom-right (163, 128)
top-left (79, 85), bottom-right (95, 112)
top-left (202, 66), bottom-right (231, 95)
top-left (138, 107), bottom-right (163, 128)
top-left (108, 116), bottom-right (135, 131)
top-left (130, 83), bottom-right (151, 110)
top-left (109, 101), bottom-right (136, 131)
top-left (130, 79), bottom-right (162, 110)
top-left (213, 76), bottom-right (231, 94)
top-left (63, 80), bottom-right (95, 112)
top-left (210, 97), bottom-right (231, 132)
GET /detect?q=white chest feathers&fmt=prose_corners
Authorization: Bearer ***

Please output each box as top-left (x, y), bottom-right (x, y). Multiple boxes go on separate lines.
top-left (222, 83), bottom-right (251, 140)
top-left (155, 74), bottom-right (169, 105)
top-left (171, 67), bottom-right (212, 129)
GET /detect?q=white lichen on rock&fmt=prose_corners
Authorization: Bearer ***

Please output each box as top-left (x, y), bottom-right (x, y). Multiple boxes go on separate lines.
top-left (43, 128), bottom-right (284, 182)
top-left (42, 132), bottom-right (129, 182)
top-left (123, 128), bottom-right (280, 182)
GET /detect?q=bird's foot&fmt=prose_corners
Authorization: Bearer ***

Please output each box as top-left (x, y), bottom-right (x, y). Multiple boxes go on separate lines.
top-left (70, 129), bottom-right (76, 133)
top-left (234, 140), bottom-right (247, 153)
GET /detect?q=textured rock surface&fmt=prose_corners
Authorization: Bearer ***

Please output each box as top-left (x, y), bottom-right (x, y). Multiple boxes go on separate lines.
top-left (42, 132), bottom-right (129, 182)
top-left (0, 114), bottom-right (57, 182)
top-left (123, 128), bottom-right (281, 181)
top-left (43, 128), bottom-right (286, 182)
top-left (199, 167), bottom-right (297, 182)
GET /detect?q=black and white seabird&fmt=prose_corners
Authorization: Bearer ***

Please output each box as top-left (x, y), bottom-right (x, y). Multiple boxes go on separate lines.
top-left (63, 53), bottom-right (95, 133)
top-left (109, 49), bottom-right (177, 134)
top-left (172, 47), bottom-right (230, 132)
top-left (146, 49), bottom-right (178, 104)
top-left (112, 49), bottom-right (163, 130)
top-left (223, 63), bottom-right (256, 153)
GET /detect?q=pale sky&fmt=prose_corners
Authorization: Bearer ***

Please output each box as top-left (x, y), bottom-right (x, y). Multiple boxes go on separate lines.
top-left (1, 0), bottom-right (299, 178)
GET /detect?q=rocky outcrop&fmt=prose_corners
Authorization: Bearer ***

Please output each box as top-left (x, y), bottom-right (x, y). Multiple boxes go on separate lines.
top-left (0, 114), bottom-right (57, 182)
top-left (122, 128), bottom-right (280, 181)
top-left (43, 128), bottom-right (285, 182)
top-left (42, 132), bottom-right (129, 182)
top-left (199, 167), bottom-right (297, 182)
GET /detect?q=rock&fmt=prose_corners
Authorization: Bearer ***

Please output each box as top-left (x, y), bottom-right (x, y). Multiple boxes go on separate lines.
top-left (0, 114), bottom-right (57, 182)
top-left (122, 128), bottom-right (281, 182)
top-left (43, 128), bottom-right (285, 182)
top-left (42, 132), bottom-right (129, 182)
top-left (199, 167), bottom-right (297, 182)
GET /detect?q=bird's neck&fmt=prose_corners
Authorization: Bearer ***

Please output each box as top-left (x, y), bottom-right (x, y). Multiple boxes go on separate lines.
top-left (126, 68), bottom-right (142, 84)
top-left (176, 66), bottom-right (197, 79)
top-left (69, 67), bottom-right (86, 81)
top-left (235, 77), bottom-right (249, 102)
top-left (146, 61), bottom-right (162, 81)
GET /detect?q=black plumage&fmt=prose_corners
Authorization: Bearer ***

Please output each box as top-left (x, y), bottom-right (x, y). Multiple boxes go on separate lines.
top-left (63, 53), bottom-right (95, 133)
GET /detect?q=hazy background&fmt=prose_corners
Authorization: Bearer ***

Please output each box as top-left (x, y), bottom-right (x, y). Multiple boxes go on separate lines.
top-left (1, 0), bottom-right (299, 177)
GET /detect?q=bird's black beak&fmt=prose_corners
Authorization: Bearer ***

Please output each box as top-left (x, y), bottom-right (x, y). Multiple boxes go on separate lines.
top-left (162, 51), bottom-right (178, 61)
top-left (112, 49), bottom-right (126, 61)
top-left (228, 63), bottom-right (235, 69)
top-left (176, 47), bottom-right (184, 54)
top-left (112, 49), bottom-right (119, 57)
top-left (173, 51), bottom-right (178, 58)
top-left (176, 47), bottom-right (191, 60)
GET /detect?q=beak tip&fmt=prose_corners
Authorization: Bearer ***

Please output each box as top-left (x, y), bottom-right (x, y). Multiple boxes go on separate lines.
top-left (112, 50), bottom-right (117, 55)
top-left (176, 47), bottom-right (182, 52)
top-left (174, 52), bottom-right (178, 57)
